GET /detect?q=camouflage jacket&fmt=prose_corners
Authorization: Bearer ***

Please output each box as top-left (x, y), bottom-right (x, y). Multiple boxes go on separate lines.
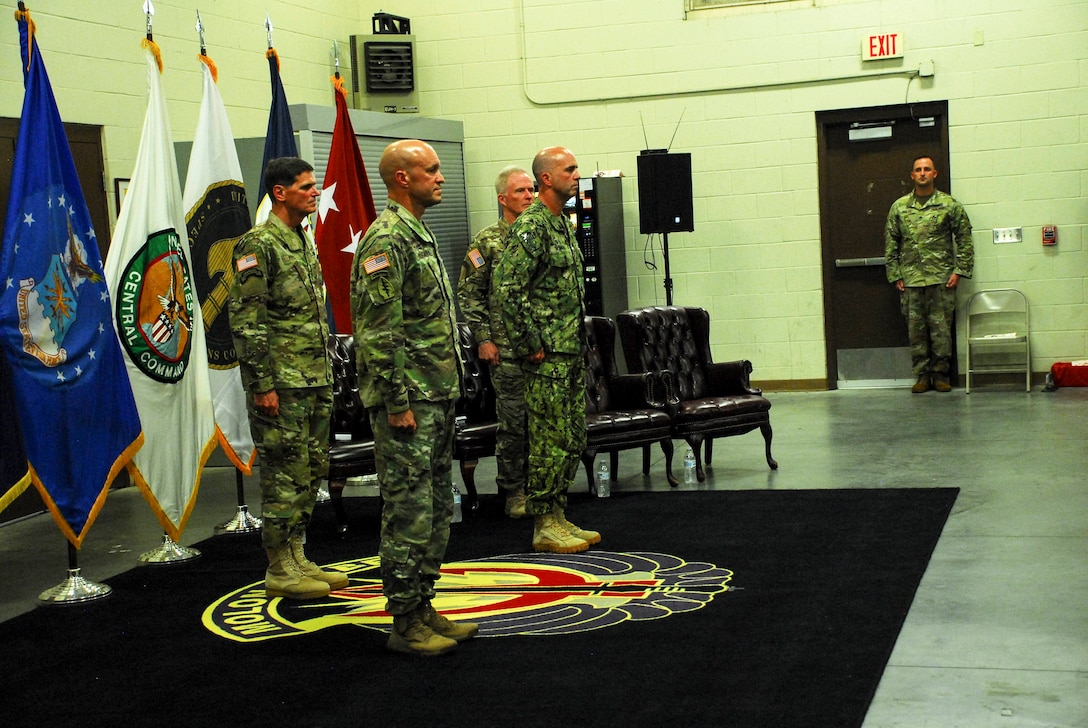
top-left (885, 189), bottom-right (974, 287)
top-left (228, 213), bottom-right (332, 393)
top-left (457, 218), bottom-right (511, 350)
top-left (350, 202), bottom-right (459, 413)
top-left (493, 199), bottom-right (586, 361)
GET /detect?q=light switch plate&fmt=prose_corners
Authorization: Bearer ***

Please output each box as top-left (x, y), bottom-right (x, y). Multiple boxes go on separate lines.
top-left (992, 227), bottom-right (1022, 244)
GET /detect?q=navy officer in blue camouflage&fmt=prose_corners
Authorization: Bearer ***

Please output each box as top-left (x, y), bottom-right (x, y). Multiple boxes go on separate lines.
top-left (493, 146), bottom-right (601, 554)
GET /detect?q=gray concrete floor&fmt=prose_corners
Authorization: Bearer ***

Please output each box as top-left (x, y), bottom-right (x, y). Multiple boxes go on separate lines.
top-left (1, 385), bottom-right (1085, 727)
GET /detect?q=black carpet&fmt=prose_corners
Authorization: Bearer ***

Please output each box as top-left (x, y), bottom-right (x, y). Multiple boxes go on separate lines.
top-left (1, 487), bottom-right (957, 727)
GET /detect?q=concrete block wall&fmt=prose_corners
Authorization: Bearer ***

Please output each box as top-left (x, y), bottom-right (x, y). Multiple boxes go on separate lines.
top-left (1, 0), bottom-right (1084, 386)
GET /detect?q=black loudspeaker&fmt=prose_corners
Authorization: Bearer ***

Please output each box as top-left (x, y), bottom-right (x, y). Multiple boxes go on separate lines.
top-left (636, 152), bottom-right (694, 234)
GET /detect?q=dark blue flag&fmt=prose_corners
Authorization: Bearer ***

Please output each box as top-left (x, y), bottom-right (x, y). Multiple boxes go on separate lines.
top-left (0, 10), bottom-right (143, 545)
top-left (256, 47), bottom-right (299, 205)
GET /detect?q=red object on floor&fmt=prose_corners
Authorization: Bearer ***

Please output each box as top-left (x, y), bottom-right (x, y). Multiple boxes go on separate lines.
top-left (1050, 362), bottom-right (1088, 387)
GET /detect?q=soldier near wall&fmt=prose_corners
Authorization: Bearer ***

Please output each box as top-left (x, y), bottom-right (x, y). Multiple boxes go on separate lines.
top-left (885, 155), bottom-right (974, 393)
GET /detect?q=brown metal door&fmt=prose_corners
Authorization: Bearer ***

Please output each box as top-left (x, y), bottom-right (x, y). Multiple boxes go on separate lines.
top-left (816, 102), bottom-right (950, 388)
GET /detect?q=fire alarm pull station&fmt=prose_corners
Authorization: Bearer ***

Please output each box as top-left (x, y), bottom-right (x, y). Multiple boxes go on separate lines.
top-left (1043, 226), bottom-right (1058, 246)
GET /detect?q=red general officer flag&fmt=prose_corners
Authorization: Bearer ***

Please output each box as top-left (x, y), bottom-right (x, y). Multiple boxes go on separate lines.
top-left (313, 77), bottom-right (377, 333)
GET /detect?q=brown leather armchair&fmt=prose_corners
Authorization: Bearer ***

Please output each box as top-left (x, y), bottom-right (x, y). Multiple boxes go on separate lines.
top-left (616, 305), bottom-right (777, 481)
top-left (583, 315), bottom-right (677, 490)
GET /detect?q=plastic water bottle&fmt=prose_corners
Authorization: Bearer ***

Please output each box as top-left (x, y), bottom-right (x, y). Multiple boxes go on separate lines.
top-left (451, 485), bottom-right (463, 523)
top-left (683, 447), bottom-right (697, 484)
top-left (596, 459), bottom-right (611, 498)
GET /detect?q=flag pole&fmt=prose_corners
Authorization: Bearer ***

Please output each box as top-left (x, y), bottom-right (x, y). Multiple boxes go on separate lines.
top-left (215, 468), bottom-right (263, 535)
top-left (38, 541), bottom-right (113, 605)
top-left (130, 2), bottom-right (203, 564)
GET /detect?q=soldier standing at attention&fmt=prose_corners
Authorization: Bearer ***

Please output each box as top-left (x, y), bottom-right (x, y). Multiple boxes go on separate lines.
top-left (229, 157), bottom-right (347, 600)
top-left (350, 139), bottom-right (478, 656)
top-left (493, 146), bottom-right (600, 554)
top-left (457, 165), bottom-right (536, 519)
top-left (885, 155), bottom-right (974, 393)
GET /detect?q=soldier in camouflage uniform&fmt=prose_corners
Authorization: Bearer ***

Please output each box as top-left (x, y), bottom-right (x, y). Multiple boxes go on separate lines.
top-left (493, 147), bottom-right (600, 554)
top-left (228, 157), bottom-right (346, 600)
top-left (457, 165), bottom-right (536, 519)
top-left (885, 155), bottom-right (974, 393)
top-left (350, 140), bottom-right (478, 656)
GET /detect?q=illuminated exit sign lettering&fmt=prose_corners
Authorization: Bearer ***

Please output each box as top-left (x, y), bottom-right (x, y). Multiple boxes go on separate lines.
top-left (862, 32), bottom-right (904, 61)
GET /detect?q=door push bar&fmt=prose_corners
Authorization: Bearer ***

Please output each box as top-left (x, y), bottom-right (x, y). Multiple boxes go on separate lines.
top-left (834, 256), bottom-right (886, 268)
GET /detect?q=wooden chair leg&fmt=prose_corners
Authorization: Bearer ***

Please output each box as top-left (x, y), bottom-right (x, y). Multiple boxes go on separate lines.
top-left (328, 478), bottom-right (349, 535)
top-left (641, 444), bottom-right (651, 474)
top-left (761, 422), bottom-right (778, 470)
top-left (458, 460), bottom-right (480, 513)
top-left (660, 438), bottom-right (678, 487)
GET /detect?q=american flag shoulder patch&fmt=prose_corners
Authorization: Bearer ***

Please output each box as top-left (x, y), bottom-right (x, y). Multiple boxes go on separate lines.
top-left (363, 253), bottom-right (391, 275)
top-left (468, 248), bottom-right (485, 269)
top-left (236, 253), bottom-right (258, 272)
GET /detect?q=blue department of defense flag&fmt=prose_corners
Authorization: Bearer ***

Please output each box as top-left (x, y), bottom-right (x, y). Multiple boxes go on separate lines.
top-left (0, 9), bottom-right (143, 546)
top-left (254, 46), bottom-right (299, 223)
top-left (182, 55), bottom-right (256, 475)
top-left (103, 39), bottom-right (217, 542)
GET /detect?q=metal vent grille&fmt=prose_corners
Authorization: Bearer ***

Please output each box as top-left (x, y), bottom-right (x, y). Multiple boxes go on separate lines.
top-left (363, 41), bottom-right (414, 93)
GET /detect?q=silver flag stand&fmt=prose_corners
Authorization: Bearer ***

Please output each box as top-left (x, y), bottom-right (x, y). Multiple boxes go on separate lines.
top-left (215, 468), bottom-right (262, 535)
top-left (38, 542), bottom-right (112, 605)
top-left (138, 532), bottom-right (200, 564)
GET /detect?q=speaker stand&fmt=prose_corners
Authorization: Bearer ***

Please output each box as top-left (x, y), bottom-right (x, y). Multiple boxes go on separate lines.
top-left (662, 232), bottom-right (674, 305)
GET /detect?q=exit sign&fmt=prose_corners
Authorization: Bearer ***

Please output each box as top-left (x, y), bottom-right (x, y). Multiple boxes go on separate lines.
top-left (862, 32), bottom-right (904, 61)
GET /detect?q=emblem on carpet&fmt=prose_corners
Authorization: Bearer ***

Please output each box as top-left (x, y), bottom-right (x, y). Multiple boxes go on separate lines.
top-left (203, 550), bottom-right (733, 642)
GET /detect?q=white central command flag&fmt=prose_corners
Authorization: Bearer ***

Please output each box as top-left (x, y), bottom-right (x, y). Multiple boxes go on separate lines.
top-left (103, 40), bottom-right (217, 540)
top-left (182, 55), bottom-right (256, 475)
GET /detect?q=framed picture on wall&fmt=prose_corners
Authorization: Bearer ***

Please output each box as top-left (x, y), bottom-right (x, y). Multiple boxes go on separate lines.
top-left (113, 178), bottom-right (129, 215)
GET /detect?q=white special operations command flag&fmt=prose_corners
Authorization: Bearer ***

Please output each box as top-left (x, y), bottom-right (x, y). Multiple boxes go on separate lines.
top-left (182, 55), bottom-right (256, 475)
top-left (103, 39), bottom-right (217, 541)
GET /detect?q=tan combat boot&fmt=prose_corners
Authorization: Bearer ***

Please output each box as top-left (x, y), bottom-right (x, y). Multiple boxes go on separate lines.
top-left (911, 375), bottom-right (931, 394)
top-left (420, 602), bottom-right (479, 642)
top-left (933, 374), bottom-right (952, 392)
top-left (532, 513), bottom-right (589, 554)
top-left (265, 546), bottom-right (330, 600)
top-left (387, 609), bottom-right (458, 656)
top-left (289, 536), bottom-right (349, 589)
top-left (504, 487), bottom-right (527, 519)
top-left (556, 508), bottom-right (601, 545)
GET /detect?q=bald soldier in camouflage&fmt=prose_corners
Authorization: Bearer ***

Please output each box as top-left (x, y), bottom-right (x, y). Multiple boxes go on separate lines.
top-left (228, 157), bottom-right (347, 600)
top-left (457, 165), bottom-right (536, 519)
top-left (885, 155), bottom-right (974, 393)
top-left (350, 139), bottom-right (478, 657)
top-left (493, 146), bottom-right (600, 554)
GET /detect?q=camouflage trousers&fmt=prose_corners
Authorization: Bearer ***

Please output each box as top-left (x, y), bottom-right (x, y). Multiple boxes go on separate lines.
top-left (492, 357), bottom-right (528, 494)
top-left (901, 284), bottom-right (957, 376)
top-left (524, 355), bottom-right (587, 517)
top-left (370, 399), bottom-right (455, 617)
top-left (248, 386), bottom-right (332, 549)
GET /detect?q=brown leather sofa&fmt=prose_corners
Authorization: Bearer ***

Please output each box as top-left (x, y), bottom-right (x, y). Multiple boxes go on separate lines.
top-left (616, 305), bottom-right (777, 482)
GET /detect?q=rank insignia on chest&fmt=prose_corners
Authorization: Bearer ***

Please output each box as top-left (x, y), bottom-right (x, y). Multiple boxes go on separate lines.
top-left (468, 248), bottom-right (485, 269)
top-left (235, 253), bottom-right (258, 272)
top-left (363, 253), bottom-right (390, 275)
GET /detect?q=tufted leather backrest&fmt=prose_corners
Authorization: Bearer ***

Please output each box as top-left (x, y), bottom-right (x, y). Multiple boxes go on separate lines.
top-left (584, 315), bottom-right (619, 414)
top-left (616, 306), bottom-right (710, 400)
top-left (456, 323), bottom-right (497, 424)
top-left (328, 334), bottom-right (374, 440)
